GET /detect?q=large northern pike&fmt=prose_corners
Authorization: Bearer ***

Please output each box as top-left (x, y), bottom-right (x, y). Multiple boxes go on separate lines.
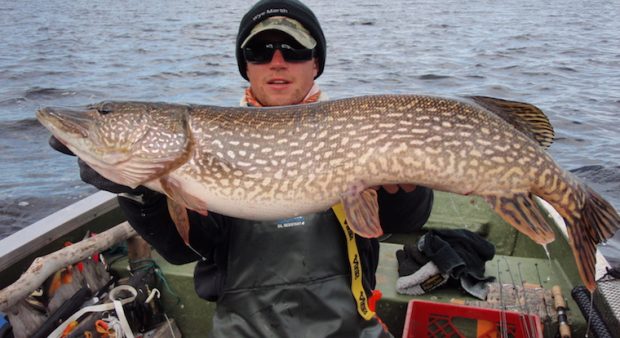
top-left (37, 95), bottom-right (619, 290)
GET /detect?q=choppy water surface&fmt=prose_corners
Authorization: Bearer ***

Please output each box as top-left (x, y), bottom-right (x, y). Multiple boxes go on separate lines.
top-left (1, 0), bottom-right (618, 262)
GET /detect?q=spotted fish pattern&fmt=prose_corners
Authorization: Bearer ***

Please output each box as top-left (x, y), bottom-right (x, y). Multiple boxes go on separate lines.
top-left (37, 95), bottom-right (620, 290)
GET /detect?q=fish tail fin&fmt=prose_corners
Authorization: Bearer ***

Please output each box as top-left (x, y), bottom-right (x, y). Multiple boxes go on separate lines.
top-left (564, 186), bottom-right (620, 291)
top-left (581, 186), bottom-right (620, 243)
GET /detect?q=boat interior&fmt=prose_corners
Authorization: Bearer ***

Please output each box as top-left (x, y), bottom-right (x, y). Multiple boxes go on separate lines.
top-left (1, 191), bottom-right (618, 337)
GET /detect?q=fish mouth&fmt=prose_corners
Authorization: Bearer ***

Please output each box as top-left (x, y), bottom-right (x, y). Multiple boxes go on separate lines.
top-left (36, 104), bottom-right (134, 174)
top-left (36, 105), bottom-right (97, 141)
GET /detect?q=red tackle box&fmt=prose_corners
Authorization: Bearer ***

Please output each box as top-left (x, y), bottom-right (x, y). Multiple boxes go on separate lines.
top-left (402, 300), bottom-right (543, 338)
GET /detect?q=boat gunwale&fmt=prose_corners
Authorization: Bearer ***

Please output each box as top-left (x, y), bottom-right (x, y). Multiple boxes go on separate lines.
top-left (0, 191), bottom-right (118, 272)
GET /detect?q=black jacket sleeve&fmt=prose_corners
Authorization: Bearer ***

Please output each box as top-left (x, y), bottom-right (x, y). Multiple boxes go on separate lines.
top-left (377, 186), bottom-right (434, 233)
top-left (117, 194), bottom-right (223, 265)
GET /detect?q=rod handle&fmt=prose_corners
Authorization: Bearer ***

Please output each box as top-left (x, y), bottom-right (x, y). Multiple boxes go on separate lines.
top-left (552, 285), bottom-right (566, 308)
top-left (559, 323), bottom-right (572, 338)
top-left (552, 285), bottom-right (571, 338)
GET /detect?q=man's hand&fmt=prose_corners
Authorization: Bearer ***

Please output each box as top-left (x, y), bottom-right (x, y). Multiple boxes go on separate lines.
top-left (49, 136), bottom-right (158, 200)
top-left (78, 158), bottom-right (160, 203)
top-left (77, 158), bottom-right (137, 194)
top-left (49, 135), bottom-right (75, 156)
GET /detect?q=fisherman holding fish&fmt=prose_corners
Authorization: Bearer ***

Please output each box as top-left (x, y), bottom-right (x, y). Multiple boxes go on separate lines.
top-left (49, 0), bottom-right (433, 336)
top-left (40, 0), bottom-right (620, 334)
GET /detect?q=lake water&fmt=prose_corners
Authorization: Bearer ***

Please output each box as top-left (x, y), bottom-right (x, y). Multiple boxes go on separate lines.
top-left (0, 0), bottom-right (619, 264)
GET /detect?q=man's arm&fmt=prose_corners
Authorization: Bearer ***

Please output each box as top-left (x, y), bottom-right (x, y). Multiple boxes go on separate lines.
top-left (49, 137), bottom-right (221, 265)
top-left (78, 151), bottom-right (218, 264)
top-left (377, 186), bottom-right (434, 233)
top-left (117, 195), bottom-right (216, 264)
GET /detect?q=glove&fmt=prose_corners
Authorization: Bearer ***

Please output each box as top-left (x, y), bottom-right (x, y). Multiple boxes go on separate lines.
top-left (395, 243), bottom-right (448, 295)
top-left (78, 158), bottom-right (160, 204)
top-left (396, 260), bottom-right (449, 296)
top-left (396, 243), bottom-right (429, 277)
top-left (49, 135), bottom-right (75, 156)
top-left (49, 136), bottom-right (160, 203)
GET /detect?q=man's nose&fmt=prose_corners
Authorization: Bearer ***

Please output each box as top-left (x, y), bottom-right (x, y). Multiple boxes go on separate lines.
top-left (269, 49), bottom-right (287, 66)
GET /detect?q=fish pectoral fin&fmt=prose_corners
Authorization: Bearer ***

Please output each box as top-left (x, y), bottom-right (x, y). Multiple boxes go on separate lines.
top-left (159, 176), bottom-right (210, 216)
top-left (117, 159), bottom-right (181, 187)
top-left (340, 188), bottom-right (383, 238)
top-left (83, 160), bottom-right (141, 189)
top-left (166, 198), bottom-right (191, 245)
top-left (483, 192), bottom-right (555, 245)
top-left (159, 177), bottom-right (210, 245)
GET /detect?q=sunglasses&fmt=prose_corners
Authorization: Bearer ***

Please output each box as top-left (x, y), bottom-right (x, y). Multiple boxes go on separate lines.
top-left (243, 42), bottom-right (314, 64)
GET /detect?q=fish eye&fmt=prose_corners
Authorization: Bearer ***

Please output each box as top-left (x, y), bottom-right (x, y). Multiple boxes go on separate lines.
top-left (97, 103), bottom-right (114, 115)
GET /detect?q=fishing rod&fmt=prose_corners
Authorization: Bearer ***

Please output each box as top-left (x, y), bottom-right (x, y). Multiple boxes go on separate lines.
top-left (497, 261), bottom-right (508, 338)
top-left (517, 263), bottom-right (539, 338)
top-left (504, 258), bottom-right (531, 338)
top-left (552, 285), bottom-right (572, 338)
top-left (571, 285), bottom-right (613, 338)
top-left (534, 263), bottom-right (553, 338)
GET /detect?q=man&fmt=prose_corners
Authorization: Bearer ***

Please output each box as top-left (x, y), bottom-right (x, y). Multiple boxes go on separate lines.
top-left (51, 0), bottom-right (433, 336)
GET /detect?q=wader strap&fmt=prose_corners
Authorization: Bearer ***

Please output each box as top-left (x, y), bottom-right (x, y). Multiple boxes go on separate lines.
top-left (332, 203), bottom-right (375, 320)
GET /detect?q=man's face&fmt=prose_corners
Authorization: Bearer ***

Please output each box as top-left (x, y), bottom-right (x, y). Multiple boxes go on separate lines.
top-left (245, 31), bottom-right (318, 107)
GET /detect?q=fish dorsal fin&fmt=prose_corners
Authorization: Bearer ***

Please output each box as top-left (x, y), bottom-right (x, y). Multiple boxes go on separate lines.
top-left (469, 96), bottom-right (555, 149)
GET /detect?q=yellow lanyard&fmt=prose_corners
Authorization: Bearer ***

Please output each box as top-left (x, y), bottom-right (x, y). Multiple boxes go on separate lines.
top-left (331, 203), bottom-right (375, 320)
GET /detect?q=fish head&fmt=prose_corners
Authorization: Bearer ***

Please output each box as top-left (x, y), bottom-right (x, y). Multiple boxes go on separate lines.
top-left (37, 101), bottom-right (191, 188)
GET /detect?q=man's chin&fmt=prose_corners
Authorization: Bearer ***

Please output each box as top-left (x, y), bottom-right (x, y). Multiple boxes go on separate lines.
top-left (261, 95), bottom-right (301, 107)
